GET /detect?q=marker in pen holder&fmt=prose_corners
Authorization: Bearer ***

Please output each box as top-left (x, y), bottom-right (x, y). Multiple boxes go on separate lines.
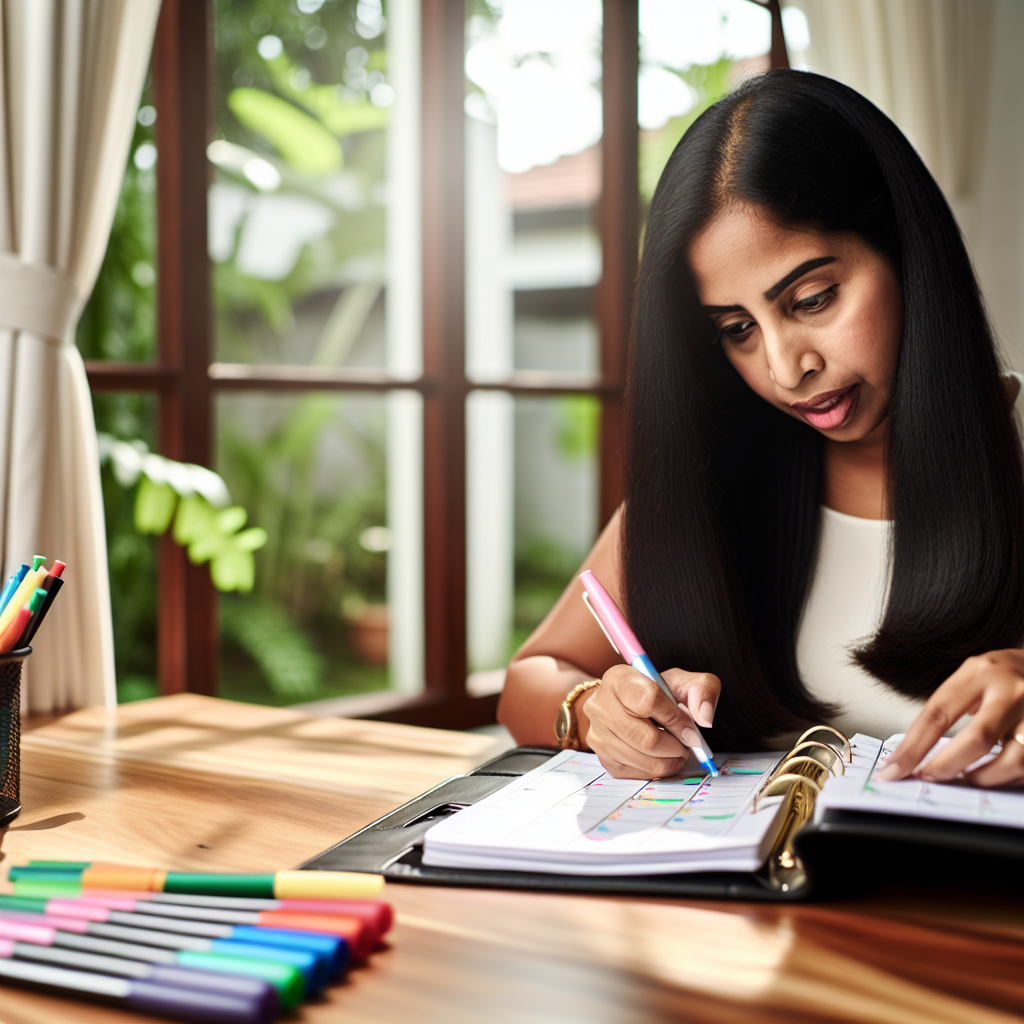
top-left (0, 647), bottom-right (30, 827)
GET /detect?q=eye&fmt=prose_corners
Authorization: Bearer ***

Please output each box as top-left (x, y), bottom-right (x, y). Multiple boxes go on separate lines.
top-left (793, 284), bottom-right (838, 312)
top-left (720, 319), bottom-right (756, 342)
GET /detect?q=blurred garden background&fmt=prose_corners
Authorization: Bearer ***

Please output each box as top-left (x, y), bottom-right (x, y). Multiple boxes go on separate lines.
top-left (79, 0), bottom-right (791, 706)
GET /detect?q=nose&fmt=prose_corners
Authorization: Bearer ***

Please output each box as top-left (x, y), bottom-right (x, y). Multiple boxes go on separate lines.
top-left (762, 324), bottom-right (823, 390)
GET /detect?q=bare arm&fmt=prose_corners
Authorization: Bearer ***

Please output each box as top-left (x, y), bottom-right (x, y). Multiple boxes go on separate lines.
top-left (498, 509), bottom-right (626, 745)
top-left (498, 507), bottom-right (720, 778)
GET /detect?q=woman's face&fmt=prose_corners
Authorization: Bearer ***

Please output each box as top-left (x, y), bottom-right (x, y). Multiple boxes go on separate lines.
top-left (688, 204), bottom-right (902, 442)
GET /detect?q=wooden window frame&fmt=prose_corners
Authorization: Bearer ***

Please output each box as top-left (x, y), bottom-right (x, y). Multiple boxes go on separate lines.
top-left (85, 0), bottom-right (786, 726)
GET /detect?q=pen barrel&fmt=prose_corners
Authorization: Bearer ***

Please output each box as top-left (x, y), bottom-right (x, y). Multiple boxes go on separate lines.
top-left (630, 654), bottom-right (676, 701)
top-left (631, 654), bottom-right (716, 766)
top-left (0, 647), bottom-right (30, 827)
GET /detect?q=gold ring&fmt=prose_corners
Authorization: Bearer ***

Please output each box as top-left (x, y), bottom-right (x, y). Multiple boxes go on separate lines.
top-left (1011, 732), bottom-right (1024, 749)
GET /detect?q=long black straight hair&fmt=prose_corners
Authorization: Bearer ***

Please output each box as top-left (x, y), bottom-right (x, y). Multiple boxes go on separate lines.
top-left (625, 71), bottom-right (1024, 750)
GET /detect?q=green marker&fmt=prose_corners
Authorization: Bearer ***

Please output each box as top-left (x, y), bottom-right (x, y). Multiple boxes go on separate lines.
top-left (15, 861), bottom-right (384, 900)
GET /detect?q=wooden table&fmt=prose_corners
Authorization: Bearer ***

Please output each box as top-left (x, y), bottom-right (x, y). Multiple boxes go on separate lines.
top-left (0, 693), bottom-right (1021, 1024)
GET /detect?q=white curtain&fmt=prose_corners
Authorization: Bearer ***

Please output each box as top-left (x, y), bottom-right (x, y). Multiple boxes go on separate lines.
top-left (791, 0), bottom-right (1024, 370)
top-left (0, 0), bottom-right (160, 713)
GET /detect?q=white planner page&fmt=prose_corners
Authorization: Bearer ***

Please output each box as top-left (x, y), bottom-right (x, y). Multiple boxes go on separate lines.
top-left (819, 733), bottom-right (1024, 828)
top-left (423, 749), bottom-right (785, 875)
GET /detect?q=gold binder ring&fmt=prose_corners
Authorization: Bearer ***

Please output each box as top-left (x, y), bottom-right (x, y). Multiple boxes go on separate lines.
top-left (782, 755), bottom-right (831, 785)
top-left (795, 725), bottom-right (851, 763)
top-left (786, 741), bottom-right (845, 776)
top-left (767, 755), bottom-right (830, 790)
top-left (755, 771), bottom-right (821, 811)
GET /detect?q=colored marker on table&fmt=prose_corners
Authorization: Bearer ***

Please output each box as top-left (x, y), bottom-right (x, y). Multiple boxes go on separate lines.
top-left (117, 890), bottom-right (393, 939)
top-left (0, 951), bottom-right (277, 1024)
top-left (11, 876), bottom-right (392, 943)
top-left (579, 569), bottom-right (719, 776)
top-left (0, 906), bottom-right (326, 992)
top-left (0, 915), bottom-right (306, 1008)
top-left (62, 893), bottom-right (369, 960)
top-left (0, 894), bottom-right (354, 970)
top-left (0, 937), bottom-right (279, 1020)
top-left (7, 862), bottom-right (384, 899)
top-left (0, 564), bottom-right (28, 615)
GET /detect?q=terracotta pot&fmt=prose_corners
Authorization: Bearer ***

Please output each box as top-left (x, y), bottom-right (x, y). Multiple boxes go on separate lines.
top-left (348, 603), bottom-right (389, 666)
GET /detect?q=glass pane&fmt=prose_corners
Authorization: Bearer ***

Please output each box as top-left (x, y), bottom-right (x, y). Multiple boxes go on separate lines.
top-left (211, 0), bottom-right (410, 370)
top-left (93, 393), bottom-right (161, 702)
top-left (217, 391), bottom-right (421, 706)
top-left (464, 0), bottom-right (602, 383)
top-left (638, 0), bottom-right (771, 208)
top-left (466, 392), bottom-right (598, 694)
top-left (76, 73), bottom-right (157, 363)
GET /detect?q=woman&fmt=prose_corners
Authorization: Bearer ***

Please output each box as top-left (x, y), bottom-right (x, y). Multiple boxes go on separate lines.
top-left (498, 71), bottom-right (1024, 788)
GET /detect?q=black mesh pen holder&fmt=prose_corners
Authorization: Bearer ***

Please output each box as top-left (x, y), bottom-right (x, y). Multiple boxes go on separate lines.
top-left (0, 647), bottom-right (29, 827)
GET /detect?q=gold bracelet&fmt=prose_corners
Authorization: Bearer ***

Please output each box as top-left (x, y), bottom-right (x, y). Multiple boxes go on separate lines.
top-left (554, 680), bottom-right (601, 751)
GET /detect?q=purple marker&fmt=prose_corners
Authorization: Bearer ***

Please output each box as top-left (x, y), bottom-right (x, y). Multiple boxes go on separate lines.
top-left (579, 569), bottom-right (719, 776)
top-left (0, 938), bottom-right (276, 1023)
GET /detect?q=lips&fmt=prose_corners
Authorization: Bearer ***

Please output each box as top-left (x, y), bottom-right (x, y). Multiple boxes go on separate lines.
top-left (791, 384), bottom-right (860, 430)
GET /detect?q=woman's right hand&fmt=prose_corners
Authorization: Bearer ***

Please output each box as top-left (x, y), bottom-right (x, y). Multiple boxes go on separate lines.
top-left (580, 665), bottom-right (721, 779)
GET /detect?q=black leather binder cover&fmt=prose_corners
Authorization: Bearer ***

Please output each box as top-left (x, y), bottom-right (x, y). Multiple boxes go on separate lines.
top-left (300, 747), bottom-right (1024, 901)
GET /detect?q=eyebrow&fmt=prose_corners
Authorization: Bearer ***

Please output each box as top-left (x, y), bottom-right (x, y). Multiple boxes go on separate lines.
top-left (764, 256), bottom-right (837, 301)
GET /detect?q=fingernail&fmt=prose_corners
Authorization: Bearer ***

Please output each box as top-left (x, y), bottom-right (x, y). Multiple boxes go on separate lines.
top-left (875, 760), bottom-right (900, 781)
top-left (680, 726), bottom-right (702, 749)
top-left (698, 701), bottom-right (715, 728)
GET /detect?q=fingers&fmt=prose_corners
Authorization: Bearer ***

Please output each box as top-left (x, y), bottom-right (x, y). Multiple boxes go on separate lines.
top-left (878, 651), bottom-right (1024, 784)
top-left (967, 728), bottom-right (1024, 788)
top-left (876, 655), bottom-right (992, 780)
top-left (604, 664), bottom-right (697, 740)
top-left (662, 668), bottom-right (721, 728)
top-left (583, 665), bottom-right (695, 779)
top-left (917, 679), bottom-right (1024, 782)
top-left (590, 723), bottom-right (690, 779)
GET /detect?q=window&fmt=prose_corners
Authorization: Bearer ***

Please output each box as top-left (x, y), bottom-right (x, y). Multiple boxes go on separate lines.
top-left (84, 0), bottom-right (787, 725)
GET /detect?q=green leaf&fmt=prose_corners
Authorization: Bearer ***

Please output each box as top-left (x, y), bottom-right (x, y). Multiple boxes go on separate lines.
top-left (234, 526), bottom-right (269, 552)
top-left (228, 88), bottom-right (343, 176)
top-left (217, 506), bottom-right (248, 534)
top-left (220, 597), bottom-right (323, 697)
top-left (187, 532), bottom-right (228, 565)
top-left (134, 478), bottom-right (177, 534)
top-left (317, 101), bottom-right (388, 138)
top-left (261, 54), bottom-right (388, 140)
top-left (211, 547), bottom-right (256, 593)
top-left (173, 494), bottom-right (219, 546)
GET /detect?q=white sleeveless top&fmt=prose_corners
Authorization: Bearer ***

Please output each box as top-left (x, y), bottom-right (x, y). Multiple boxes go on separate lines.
top-left (796, 374), bottom-right (1024, 738)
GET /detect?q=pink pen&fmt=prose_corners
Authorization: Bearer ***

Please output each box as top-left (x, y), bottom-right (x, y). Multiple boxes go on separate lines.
top-left (579, 570), bottom-right (719, 776)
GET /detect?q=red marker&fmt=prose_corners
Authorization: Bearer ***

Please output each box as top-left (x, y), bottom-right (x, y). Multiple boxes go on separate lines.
top-left (80, 891), bottom-right (392, 940)
top-left (41, 561), bottom-right (66, 590)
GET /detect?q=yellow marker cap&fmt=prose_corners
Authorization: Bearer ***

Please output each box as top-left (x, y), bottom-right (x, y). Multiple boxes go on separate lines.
top-left (272, 870), bottom-right (385, 900)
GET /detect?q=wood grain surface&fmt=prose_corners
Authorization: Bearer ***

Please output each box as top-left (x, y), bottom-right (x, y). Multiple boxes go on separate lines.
top-left (0, 694), bottom-right (1021, 1024)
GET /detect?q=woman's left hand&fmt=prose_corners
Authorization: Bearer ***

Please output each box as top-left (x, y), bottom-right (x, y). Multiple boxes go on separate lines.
top-left (876, 649), bottom-right (1024, 787)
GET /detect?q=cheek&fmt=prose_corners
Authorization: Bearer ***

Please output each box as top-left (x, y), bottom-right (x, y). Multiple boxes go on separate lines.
top-left (832, 287), bottom-right (901, 383)
top-left (722, 347), bottom-right (780, 406)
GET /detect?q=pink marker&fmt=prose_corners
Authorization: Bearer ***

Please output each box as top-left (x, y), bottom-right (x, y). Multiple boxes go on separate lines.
top-left (579, 570), bottom-right (718, 776)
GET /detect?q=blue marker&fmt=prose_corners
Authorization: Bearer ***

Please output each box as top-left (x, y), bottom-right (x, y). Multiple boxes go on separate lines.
top-left (0, 565), bottom-right (28, 615)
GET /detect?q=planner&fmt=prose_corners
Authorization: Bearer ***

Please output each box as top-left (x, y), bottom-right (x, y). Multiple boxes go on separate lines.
top-left (422, 732), bottom-right (1023, 882)
top-left (302, 728), bottom-right (1024, 900)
